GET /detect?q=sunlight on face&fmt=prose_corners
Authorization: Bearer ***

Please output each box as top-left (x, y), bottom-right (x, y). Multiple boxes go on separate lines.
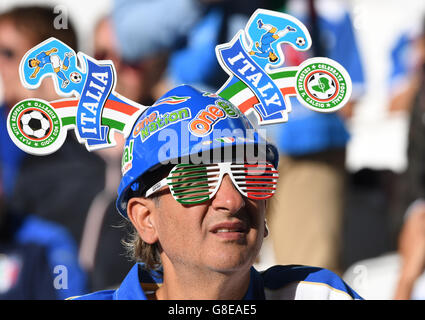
top-left (152, 175), bottom-right (266, 274)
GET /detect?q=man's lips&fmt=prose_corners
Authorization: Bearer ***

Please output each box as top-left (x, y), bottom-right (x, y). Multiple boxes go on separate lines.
top-left (209, 221), bottom-right (248, 239)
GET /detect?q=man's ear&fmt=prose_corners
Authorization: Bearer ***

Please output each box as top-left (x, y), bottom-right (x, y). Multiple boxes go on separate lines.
top-left (127, 197), bottom-right (158, 244)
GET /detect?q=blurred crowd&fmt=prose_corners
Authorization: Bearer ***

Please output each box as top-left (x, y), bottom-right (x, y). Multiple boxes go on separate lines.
top-left (0, 0), bottom-right (424, 300)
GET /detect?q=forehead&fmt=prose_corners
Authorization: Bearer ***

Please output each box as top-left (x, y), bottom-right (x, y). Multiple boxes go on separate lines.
top-left (155, 143), bottom-right (268, 166)
top-left (0, 19), bottom-right (32, 48)
top-left (141, 142), bottom-right (271, 184)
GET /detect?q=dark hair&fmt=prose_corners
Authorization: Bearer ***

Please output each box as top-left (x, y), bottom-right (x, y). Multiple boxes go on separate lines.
top-left (28, 59), bottom-right (35, 68)
top-left (0, 5), bottom-right (78, 50)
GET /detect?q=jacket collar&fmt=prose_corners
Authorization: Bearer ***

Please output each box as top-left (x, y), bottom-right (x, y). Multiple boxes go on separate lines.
top-left (114, 263), bottom-right (163, 300)
top-left (114, 263), bottom-right (265, 300)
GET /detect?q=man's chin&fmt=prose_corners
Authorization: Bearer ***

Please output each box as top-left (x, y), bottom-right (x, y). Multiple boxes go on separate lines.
top-left (205, 247), bottom-right (259, 274)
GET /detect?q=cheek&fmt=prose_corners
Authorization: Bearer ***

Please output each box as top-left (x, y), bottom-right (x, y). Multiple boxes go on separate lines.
top-left (154, 197), bottom-right (206, 251)
top-left (248, 200), bottom-right (267, 248)
top-left (248, 199), bottom-right (266, 228)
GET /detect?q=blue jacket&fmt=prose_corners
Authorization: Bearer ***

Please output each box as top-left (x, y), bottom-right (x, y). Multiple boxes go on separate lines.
top-left (0, 212), bottom-right (87, 299)
top-left (70, 263), bottom-right (362, 300)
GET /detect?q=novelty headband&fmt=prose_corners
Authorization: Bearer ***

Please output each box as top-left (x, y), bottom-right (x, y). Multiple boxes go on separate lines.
top-left (6, 8), bottom-right (352, 156)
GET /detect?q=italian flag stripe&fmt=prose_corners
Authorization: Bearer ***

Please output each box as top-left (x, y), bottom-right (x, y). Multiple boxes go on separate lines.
top-left (60, 115), bottom-right (125, 131)
top-left (50, 97), bottom-right (139, 116)
top-left (218, 70), bottom-right (298, 113)
top-left (50, 94), bottom-right (140, 131)
top-left (61, 116), bottom-right (75, 126)
top-left (218, 70), bottom-right (297, 98)
top-left (102, 118), bottom-right (126, 131)
top-left (104, 97), bottom-right (140, 115)
top-left (231, 87), bottom-right (296, 113)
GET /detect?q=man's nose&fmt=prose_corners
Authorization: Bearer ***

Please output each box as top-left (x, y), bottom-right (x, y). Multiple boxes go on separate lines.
top-left (211, 174), bottom-right (245, 213)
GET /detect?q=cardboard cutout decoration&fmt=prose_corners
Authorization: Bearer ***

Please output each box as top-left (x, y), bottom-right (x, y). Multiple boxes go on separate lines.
top-left (216, 9), bottom-right (351, 125)
top-left (7, 9), bottom-right (352, 156)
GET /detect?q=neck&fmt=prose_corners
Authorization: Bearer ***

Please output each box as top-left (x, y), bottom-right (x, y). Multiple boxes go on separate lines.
top-left (155, 259), bottom-right (252, 300)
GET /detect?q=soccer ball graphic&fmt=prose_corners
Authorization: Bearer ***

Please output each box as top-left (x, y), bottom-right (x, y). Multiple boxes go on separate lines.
top-left (70, 71), bottom-right (82, 83)
top-left (306, 72), bottom-right (337, 100)
top-left (20, 110), bottom-right (51, 139)
top-left (296, 37), bottom-right (306, 47)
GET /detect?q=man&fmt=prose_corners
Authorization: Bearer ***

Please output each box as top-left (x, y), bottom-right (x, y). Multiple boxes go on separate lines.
top-left (28, 47), bottom-right (74, 88)
top-left (70, 85), bottom-right (361, 300)
top-left (0, 6), bottom-right (113, 293)
top-left (392, 22), bottom-right (425, 299)
top-left (0, 6), bottom-right (77, 196)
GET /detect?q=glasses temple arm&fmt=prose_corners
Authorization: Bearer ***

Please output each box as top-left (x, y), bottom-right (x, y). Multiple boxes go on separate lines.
top-left (144, 178), bottom-right (168, 198)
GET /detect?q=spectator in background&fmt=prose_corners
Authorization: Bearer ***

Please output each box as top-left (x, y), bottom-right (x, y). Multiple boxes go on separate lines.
top-left (93, 17), bottom-right (147, 106)
top-left (387, 23), bottom-right (425, 114)
top-left (394, 204), bottom-right (425, 299)
top-left (0, 6), bottom-right (77, 196)
top-left (111, 0), bottom-right (265, 94)
top-left (343, 17), bottom-right (425, 300)
top-left (165, 0), bottom-right (263, 92)
top-left (2, 4), bottom-right (171, 293)
top-left (1, 4), bottom-right (104, 246)
top-left (0, 166), bottom-right (87, 299)
top-left (0, 5), bottom-right (108, 293)
top-left (95, 15), bottom-right (167, 106)
top-left (391, 19), bottom-right (425, 299)
top-left (265, 0), bottom-right (365, 273)
top-left (111, 0), bottom-right (183, 102)
top-left (111, 0), bottom-right (202, 66)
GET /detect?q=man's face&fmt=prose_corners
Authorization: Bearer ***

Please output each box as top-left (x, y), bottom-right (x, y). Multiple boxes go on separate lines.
top-left (0, 19), bottom-right (57, 106)
top-left (151, 174), bottom-right (267, 273)
top-left (94, 18), bottom-right (148, 104)
top-left (0, 19), bottom-right (34, 106)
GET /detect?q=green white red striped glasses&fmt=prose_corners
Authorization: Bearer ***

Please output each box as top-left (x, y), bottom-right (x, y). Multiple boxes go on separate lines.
top-left (144, 162), bottom-right (279, 204)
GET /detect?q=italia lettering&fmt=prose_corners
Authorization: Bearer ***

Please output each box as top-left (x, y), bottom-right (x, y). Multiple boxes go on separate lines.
top-left (88, 80), bottom-right (105, 93)
top-left (78, 70), bottom-right (110, 137)
top-left (81, 102), bottom-right (97, 115)
top-left (92, 72), bottom-right (109, 86)
top-left (85, 89), bottom-right (102, 102)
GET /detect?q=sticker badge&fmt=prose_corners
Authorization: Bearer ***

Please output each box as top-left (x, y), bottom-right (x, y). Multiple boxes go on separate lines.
top-left (295, 58), bottom-right (351, 112)
top-left (216, 8), bottom-right (352, 124)
top-left (188, 99), bottom-right (240, 136)
top-left (132, 107), bottom-right (191, 142)
top-left (121, 139), bottom-right (134, 175)
top-left (215, 137), bottom-right (236, 144)
top-left (152, 96), bottom-right (191, 107)
top-left (7, 37), bottom-right (144, 155)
